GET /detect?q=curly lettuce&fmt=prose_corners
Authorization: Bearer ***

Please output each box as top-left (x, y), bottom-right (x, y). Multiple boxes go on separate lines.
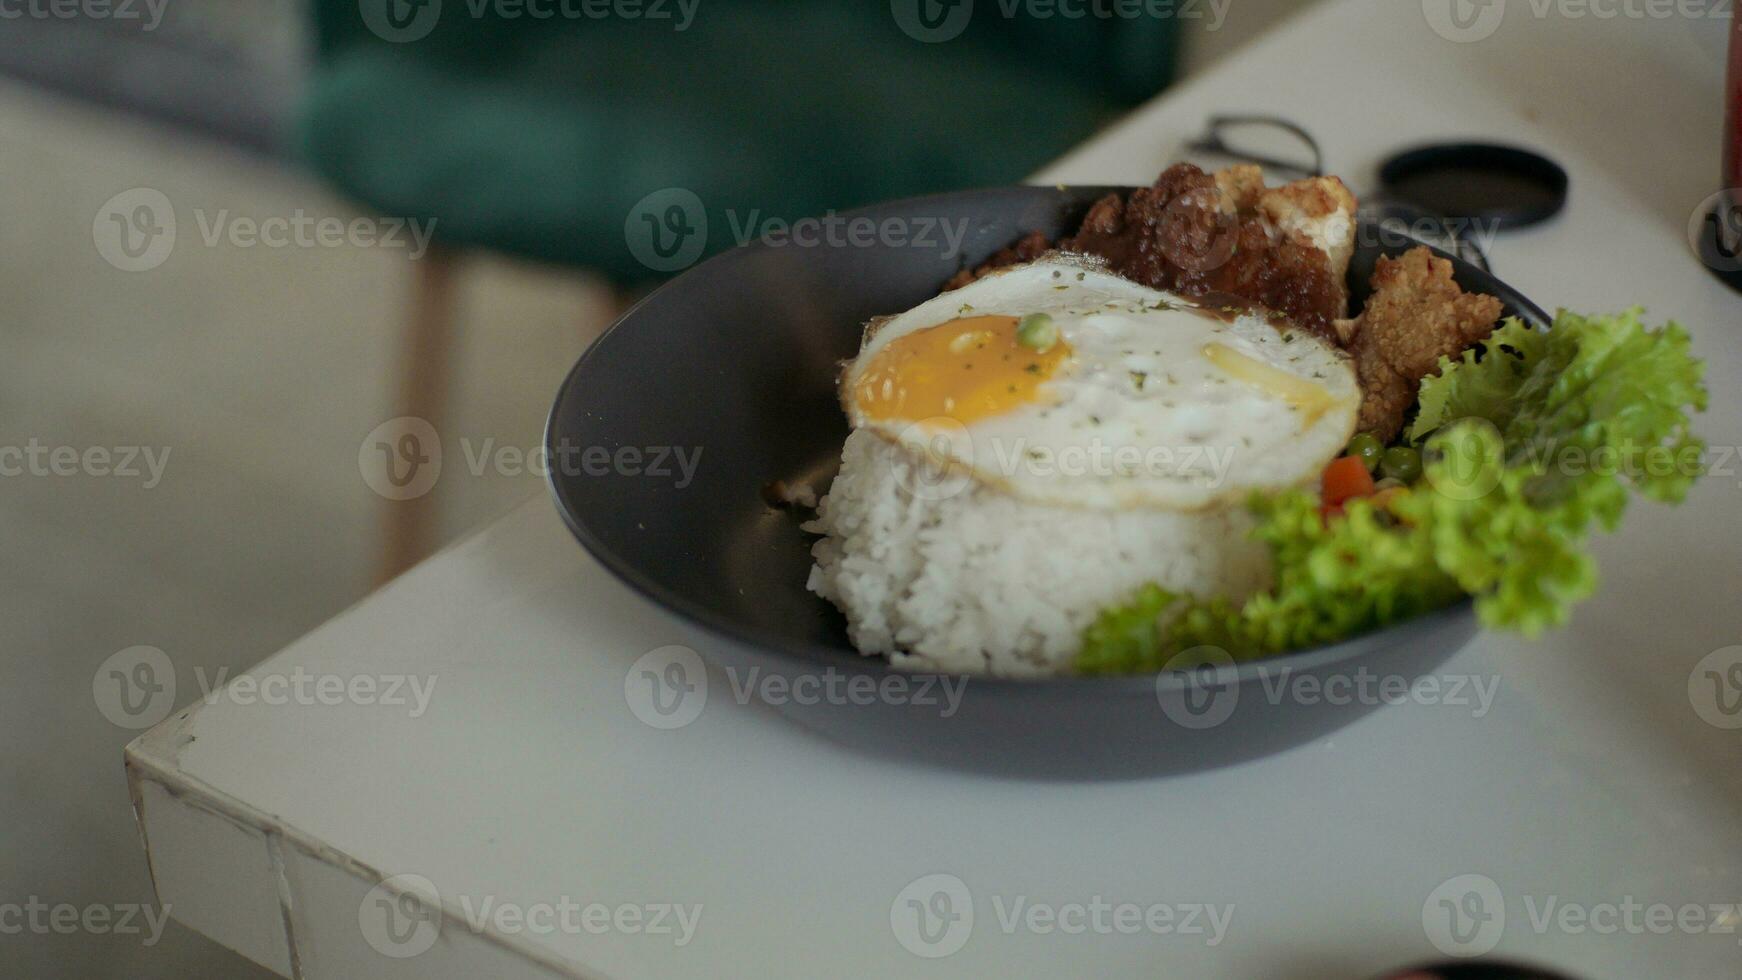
top-left (1076, 309), bottom-right (1707, 675)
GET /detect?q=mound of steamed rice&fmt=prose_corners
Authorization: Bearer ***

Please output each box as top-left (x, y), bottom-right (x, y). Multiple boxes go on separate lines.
top-left (805, 429), bottom-right (1272, 677)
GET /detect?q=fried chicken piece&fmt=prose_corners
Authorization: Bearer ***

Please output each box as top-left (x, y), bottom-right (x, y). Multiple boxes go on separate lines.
top-left (1068, 164), bottom-right (1357, 336)
top-left (1215, 162), bottom-right (1357, 276)
top-left (1338, 247), bottom-right (1503, 441)
top-left (1213, 164), bottom-right (1268, 212)
top-left (1256, 176), bottom-right (1357, 293)
top-left (946, 164), bottom-right (1357, 337)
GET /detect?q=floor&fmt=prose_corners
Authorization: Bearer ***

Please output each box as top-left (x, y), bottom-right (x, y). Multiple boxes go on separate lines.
top-left (1, 3), bottom-right (1312, 975)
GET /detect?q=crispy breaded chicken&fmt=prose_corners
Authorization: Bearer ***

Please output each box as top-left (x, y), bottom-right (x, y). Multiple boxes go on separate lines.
top-left (1213, 163), bottom-right (1357, 282)
top-left (949, 164), bottom-right (1358, 337)
top-left (1256, 176), bottom-right (1357, 290)
top-left (1338, 247), bottom-right (1503, 441)
top-left (1212, 163), bottom-right (1268, 211)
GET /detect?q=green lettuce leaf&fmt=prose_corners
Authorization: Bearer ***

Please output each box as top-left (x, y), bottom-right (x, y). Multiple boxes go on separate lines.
top-left (1076, 309), bottom-right (1707, 675)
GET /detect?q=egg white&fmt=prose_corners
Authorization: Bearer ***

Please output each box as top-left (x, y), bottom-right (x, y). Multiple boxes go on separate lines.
top-left (843, 257), bottom-right (1360, 511)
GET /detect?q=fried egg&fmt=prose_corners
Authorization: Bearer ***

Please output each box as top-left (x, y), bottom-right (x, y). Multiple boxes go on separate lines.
top-left (841, 257), bottom-right (1360, 510)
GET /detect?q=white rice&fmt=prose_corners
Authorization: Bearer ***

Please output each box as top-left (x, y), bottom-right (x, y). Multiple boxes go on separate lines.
top-left (805, 429), bottom-right (1272, 677)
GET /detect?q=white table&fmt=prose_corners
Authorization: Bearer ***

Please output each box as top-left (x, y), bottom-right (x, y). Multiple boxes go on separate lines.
top-left (129, 3), bottom-right (1742, 977)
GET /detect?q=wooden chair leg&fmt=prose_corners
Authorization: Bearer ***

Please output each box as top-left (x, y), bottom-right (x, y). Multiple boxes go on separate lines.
top-left (377, 246), bottom-right (459, 585)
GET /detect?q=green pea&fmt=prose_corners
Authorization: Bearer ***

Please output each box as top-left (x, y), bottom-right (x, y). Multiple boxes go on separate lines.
top-left (1346, 432), bottom-right (1383, 472)
top-left (1016, 313), bottom-right (1058, 352)
top-left (1380, 445), bottom-right (1423, 483)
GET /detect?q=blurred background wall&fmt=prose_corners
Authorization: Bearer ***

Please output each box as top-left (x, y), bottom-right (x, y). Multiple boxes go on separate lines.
top-left (2, 0), bottom-right (1313, 974)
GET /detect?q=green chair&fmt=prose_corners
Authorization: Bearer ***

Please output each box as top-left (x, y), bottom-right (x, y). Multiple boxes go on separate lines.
top-left (299, 1), bottom-right (1181, 576)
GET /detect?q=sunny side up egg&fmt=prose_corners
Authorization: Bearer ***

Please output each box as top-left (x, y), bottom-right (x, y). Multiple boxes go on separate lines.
top-left (840, 257), bottom-right (1361, 510)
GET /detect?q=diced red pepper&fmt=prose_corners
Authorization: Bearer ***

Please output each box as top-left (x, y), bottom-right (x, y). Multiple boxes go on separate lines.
top-left (1320, 456), bottom-right (1376, 507)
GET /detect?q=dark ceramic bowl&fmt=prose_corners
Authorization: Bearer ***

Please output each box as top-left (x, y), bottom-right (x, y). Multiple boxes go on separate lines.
top-left (546, 185), bottom-right (1550, 780)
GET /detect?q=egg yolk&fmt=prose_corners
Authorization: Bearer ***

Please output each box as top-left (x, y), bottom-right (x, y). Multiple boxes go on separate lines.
top-left (851, 315), bottom-right (1071, 425)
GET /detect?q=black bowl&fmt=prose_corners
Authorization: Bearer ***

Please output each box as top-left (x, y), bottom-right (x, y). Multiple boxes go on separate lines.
top-left (546, 185), bottom-right (1550, 780)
